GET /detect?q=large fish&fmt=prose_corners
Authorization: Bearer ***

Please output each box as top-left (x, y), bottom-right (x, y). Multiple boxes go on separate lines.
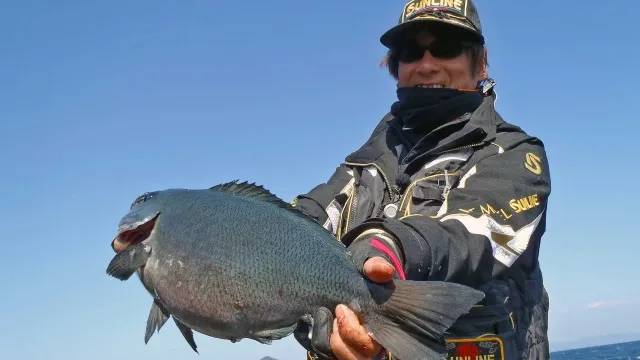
top-left (105, 180), bottom-right (484, 360)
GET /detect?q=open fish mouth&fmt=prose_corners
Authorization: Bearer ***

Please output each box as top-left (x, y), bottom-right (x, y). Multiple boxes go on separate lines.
top-left (111, 213), bottom-right (159, 253)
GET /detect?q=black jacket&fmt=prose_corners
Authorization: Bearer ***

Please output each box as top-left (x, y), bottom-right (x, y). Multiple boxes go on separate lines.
top-left (293, 92), bottom-right (552, 359)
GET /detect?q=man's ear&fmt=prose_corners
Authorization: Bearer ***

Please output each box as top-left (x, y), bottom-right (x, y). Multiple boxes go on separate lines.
top-left (475, 47), bottom-right (488, 81)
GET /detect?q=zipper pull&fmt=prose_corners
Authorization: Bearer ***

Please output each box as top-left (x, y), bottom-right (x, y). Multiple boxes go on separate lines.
top-left (442, 170), bottom-right (452, 200)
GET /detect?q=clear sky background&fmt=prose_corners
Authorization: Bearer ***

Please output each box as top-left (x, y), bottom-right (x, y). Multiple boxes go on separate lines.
top-left (1, 0), bottom-right (639, 359)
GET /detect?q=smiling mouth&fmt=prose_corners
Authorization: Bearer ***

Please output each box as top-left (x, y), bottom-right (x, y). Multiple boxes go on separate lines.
top-left (111, 213), bottom-right (159, 253)
top-left (415, 84), bottom-right (445, 88)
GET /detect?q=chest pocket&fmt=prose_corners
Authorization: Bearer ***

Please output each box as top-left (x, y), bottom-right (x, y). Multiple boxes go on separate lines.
top-left (399, 171), bottom-right (460, 218)
top-left (399, 148), bottom-right (475, 218)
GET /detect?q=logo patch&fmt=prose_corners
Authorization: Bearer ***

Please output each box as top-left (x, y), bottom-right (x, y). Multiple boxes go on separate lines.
top-left (445, 337), bottom-right (505, 360)
top-left (402, 0), bottom-right (468, 22)
top-left (524, 152), bottom-right (543, 175)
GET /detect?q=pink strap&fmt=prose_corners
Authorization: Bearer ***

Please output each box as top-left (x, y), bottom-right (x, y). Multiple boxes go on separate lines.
top-left (369, 238), bottom-right (404, 360)
top-left (370, 238), bottom-right (406, 280)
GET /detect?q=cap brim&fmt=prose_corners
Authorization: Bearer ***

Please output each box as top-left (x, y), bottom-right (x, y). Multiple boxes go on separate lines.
top-left (380, 17), bottom-right (484, 48)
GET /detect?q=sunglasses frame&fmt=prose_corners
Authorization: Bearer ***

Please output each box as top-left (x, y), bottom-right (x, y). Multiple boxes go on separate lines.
top-left (391, 38), bottom-right (475, 63)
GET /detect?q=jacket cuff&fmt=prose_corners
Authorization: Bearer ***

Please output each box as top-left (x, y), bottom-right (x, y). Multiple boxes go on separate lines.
top-left (343, 218), bottom-right (431, 281)
top-left (369, 237), bottom-right (406, 280)
top-left (379, 218), bottom-right (432, 280)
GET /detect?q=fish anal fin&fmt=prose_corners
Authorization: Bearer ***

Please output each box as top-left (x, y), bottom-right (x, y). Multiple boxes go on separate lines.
top-left (251, 323), bottom-right (298, 344)
top-left (173, 318), bottom-right (198, 353)
top-left (145, 299), bottom-right (170, 344)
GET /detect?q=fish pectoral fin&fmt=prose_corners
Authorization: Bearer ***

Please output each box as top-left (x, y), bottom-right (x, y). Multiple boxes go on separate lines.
top-left (105, 243), bottom-right (151, 281)
top-left (252, 323), bottom-right (298, 344)
top-left (145, 299), bottom-right (170, 344)
top-left (173, 318), bottom-right (198, 354)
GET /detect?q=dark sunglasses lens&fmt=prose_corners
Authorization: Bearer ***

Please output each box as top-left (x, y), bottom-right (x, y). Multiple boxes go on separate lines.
top-left (394, 40), bottom-right (465, 62)
top-left (395, 43), bottom-right (425, 62)
top-left (429, 40), bottom-right (464, 58)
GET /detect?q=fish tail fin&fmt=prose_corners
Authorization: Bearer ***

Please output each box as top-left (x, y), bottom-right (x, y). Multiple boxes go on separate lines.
top-left (365, 280), bottom-right (484, 360)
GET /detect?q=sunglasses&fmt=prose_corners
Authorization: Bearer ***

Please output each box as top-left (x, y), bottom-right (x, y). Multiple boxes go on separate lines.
top-left (392, 39), bottom-right (471, 63)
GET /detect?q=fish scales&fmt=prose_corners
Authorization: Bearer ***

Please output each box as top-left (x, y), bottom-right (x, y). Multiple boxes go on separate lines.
top-left (145, 189), bottom-right (365, 336)
top-left (106, 181), bottom-right (486, 360)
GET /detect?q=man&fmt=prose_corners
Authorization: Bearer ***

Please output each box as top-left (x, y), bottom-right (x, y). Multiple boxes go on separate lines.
top-left (292, 1), bottom-right (552, 360)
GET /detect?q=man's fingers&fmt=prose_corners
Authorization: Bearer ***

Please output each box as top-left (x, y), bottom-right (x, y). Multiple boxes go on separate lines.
top-left (334, 305), bottom-right (381, 357)
top-left (363, 257), bottom-right (395, 283)
top-left (330, 318), bottom-right (370, 360)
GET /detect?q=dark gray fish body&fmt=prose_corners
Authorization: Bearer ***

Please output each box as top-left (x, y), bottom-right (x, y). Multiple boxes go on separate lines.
top-left (106, 181), bottom-right (485, 360)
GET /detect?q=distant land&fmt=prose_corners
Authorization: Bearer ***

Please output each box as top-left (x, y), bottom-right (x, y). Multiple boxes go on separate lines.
top-left (551, 332), bottom-right (640, 352)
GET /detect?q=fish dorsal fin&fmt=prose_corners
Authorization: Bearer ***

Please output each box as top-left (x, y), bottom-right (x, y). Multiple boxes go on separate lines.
top-left (209, 180), bottom-right (328, 230)
top-left (210, 180), bottom-right (347, 252)
top-left (210, 180), bottom-right (285, 205)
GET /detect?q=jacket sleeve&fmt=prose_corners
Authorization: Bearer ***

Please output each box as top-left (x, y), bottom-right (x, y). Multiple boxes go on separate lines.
top-left (292, 163), bottom-right (354, 232)
top-left (343, 138), bottom-right (551, 287)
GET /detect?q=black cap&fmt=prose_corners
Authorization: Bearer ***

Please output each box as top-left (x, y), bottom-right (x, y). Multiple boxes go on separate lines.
top-left (380, 0), bottom-right (484, 48)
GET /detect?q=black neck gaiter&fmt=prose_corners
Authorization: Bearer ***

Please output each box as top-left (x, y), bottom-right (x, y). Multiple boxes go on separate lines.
top-left (390, 87), bottom-right (484, 134)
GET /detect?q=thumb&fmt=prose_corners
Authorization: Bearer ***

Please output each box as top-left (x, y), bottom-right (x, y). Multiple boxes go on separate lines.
top-left (363, 257), bottom-right (395, 283)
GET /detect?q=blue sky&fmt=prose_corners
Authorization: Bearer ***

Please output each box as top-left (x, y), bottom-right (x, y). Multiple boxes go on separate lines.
top-left (1, 0), bottom-right (638, 358)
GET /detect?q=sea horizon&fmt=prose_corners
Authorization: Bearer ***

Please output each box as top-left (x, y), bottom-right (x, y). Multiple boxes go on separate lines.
top-left (551, 339), bottom-right (640, 359)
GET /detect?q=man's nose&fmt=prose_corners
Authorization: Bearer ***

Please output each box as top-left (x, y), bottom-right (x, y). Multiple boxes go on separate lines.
top-left (414, 50), bottom-right (440, 74)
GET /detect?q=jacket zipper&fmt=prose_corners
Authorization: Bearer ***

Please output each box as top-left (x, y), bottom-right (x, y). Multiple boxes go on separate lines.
top-left (434, 142), bottom-right (485, 155)
top-left (346, 191), bottom-right (359, 232)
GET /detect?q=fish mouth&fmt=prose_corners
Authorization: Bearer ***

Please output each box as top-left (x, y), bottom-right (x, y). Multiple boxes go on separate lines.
top-left (111, 213), bottom-right (159, 253)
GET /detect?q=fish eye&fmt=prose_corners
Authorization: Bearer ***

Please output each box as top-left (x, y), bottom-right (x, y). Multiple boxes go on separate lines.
top-left (130, 191), bottom-right (157, 209)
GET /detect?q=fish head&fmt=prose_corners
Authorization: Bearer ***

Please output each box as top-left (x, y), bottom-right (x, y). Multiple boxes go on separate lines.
top-left (110, 189), bottom-right (189, 253)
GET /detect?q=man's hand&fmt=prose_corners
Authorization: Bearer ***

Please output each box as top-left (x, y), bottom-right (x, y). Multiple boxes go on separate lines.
top-left (330, 257), bottom-right (395, 360)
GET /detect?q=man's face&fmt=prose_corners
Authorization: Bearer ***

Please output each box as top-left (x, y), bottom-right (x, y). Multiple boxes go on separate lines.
top-left (395, 26), bottom-right (486, 90)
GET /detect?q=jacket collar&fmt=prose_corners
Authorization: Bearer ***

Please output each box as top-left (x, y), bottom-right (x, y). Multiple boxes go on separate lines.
top-left (344, 92), bottom-right (502, 189)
